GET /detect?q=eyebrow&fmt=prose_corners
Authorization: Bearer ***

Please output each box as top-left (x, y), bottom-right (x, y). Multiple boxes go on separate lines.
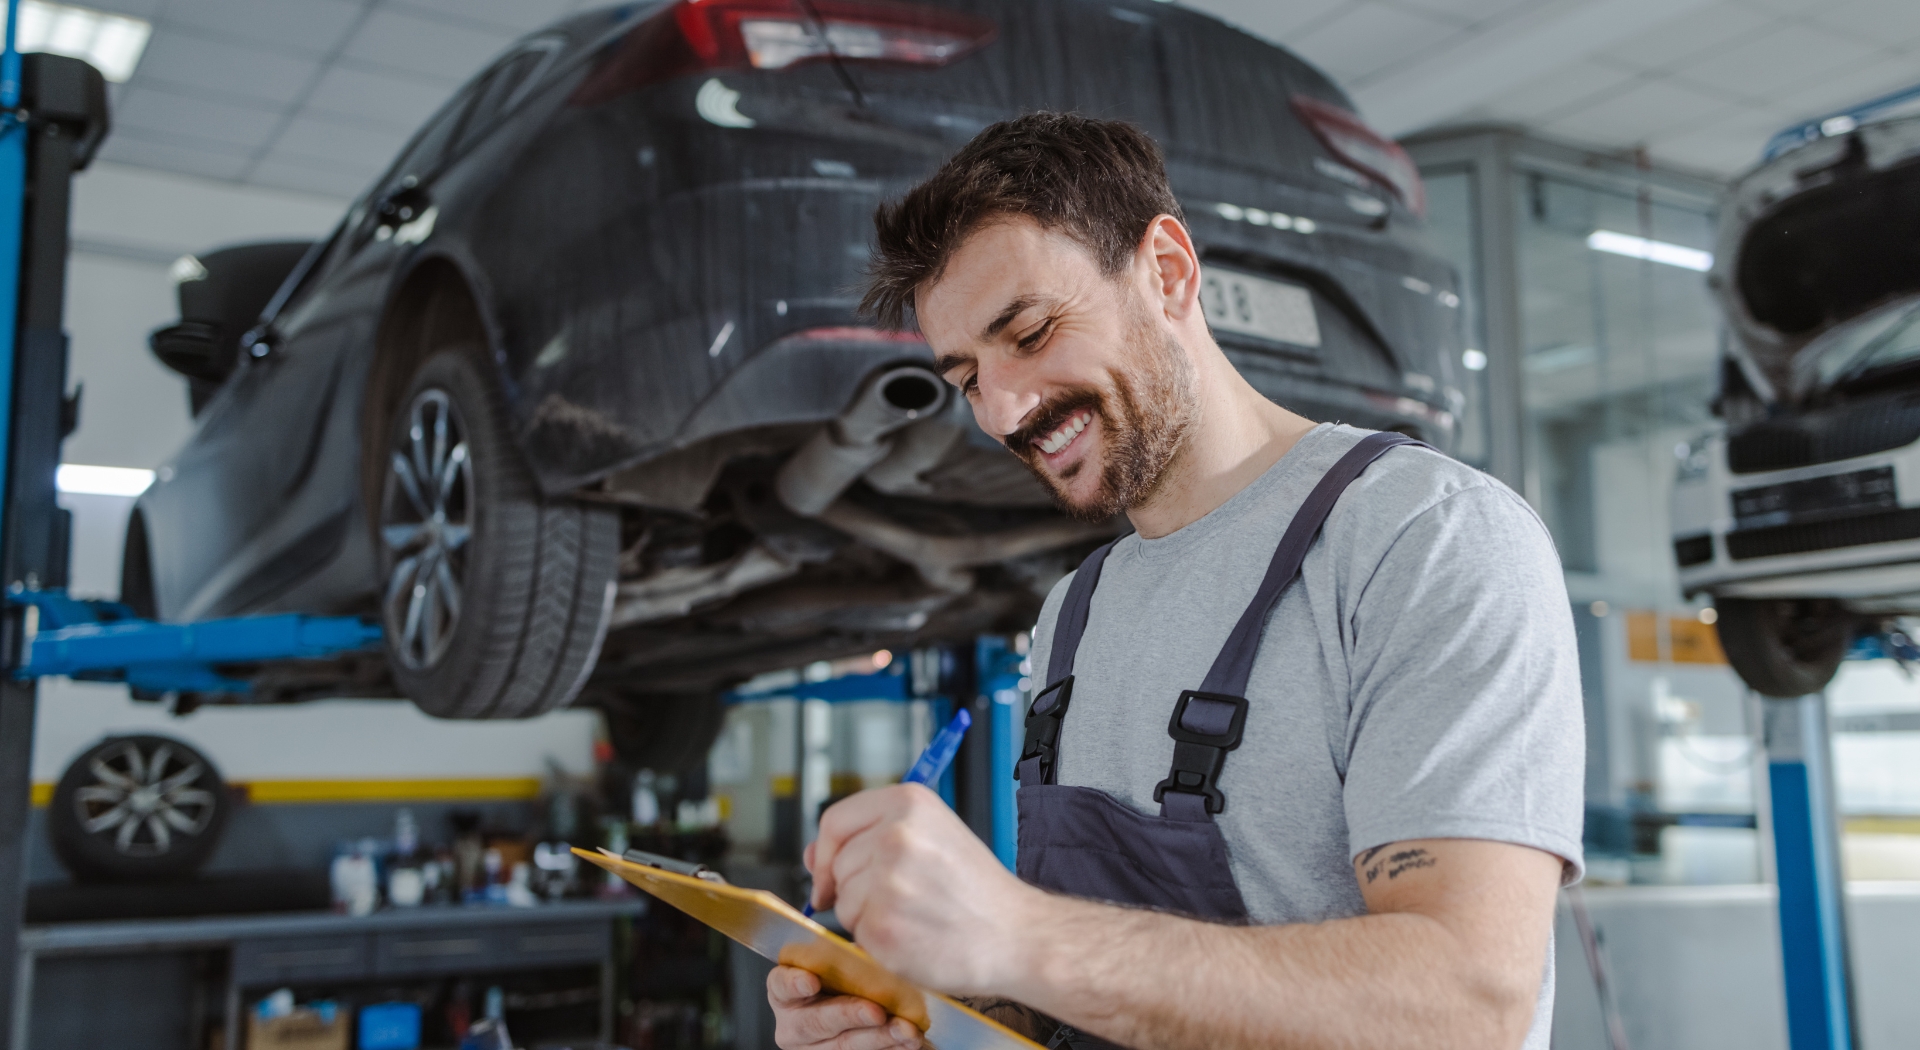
top-left (934, 293), bottom-right (1054, 377)
top-left (932, 350), bottom-right (971, 377)
top-left (979, 293), bottom-right (1050, 343)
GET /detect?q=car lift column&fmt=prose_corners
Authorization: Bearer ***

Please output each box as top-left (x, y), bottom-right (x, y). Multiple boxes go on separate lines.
top-left (0, 25), bottom-right (106, 1047)
top-left (1762, 692), bottom-right (1857, 1050)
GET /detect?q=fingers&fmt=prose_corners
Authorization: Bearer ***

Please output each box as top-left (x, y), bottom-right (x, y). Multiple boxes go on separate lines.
top-left (767, 978), bottom-right (920, 1048)
top-left (816, 1018), bottom-right (922, 1050)
top-left (809, 787), bottom-right (904, 911)
top-left (768, 965), bottom-right (821, 1004)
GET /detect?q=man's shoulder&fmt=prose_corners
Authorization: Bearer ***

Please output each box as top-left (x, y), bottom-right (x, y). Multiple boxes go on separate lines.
top-left (1321, 426), bottom-right (1512, 516)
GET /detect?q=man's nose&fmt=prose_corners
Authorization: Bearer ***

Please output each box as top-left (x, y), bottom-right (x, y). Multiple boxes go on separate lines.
top-left (974, 382), bottom-right (1039, 442)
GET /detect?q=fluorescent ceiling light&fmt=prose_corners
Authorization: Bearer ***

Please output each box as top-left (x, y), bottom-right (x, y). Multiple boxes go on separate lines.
top-left (57, 463), bottom-right (154, 496)
top-left (1586, 229), bottom-right (1713, 273)
top-left (10, 0), bottom-right (151, 82)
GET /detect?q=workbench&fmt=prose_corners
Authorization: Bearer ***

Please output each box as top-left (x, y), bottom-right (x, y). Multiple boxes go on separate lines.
top-left (14, 897), bottom-right (647, 1049)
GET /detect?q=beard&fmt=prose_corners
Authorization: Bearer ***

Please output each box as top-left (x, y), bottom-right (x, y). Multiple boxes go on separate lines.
top-left (1006, 299), bottom-right (1199, 522)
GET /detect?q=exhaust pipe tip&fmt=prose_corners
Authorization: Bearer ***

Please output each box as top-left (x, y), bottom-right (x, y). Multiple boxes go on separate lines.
top-left (777, 364), bottom-right (949, 517)
top-left (878, 370), bottom-right (942, 414)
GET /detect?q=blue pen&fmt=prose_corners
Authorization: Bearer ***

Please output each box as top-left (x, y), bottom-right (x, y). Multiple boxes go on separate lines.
top-left (804, 708), bottom-right (972, 918)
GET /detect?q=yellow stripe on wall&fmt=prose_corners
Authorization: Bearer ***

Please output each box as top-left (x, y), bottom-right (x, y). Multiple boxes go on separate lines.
top-left (28, 777), bottom-right (543, 807)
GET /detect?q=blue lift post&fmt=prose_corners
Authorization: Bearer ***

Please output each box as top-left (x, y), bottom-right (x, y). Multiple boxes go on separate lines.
top-left (1762, 693), bottom-right (1857, 1050)
top-left (0, 13), bottom-right (382, 1046)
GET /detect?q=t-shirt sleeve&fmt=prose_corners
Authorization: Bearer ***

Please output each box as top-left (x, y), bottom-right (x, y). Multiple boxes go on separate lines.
top-left (1340, 483), bottom-right (1587, 884)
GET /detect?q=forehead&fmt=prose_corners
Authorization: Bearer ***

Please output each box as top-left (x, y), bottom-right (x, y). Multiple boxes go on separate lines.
top-left (916, 218), bottom-right (1107, 348)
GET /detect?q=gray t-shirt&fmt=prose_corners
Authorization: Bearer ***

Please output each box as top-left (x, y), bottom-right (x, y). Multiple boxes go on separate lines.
top-left (1029, 423), bottom-right (1584, 1048)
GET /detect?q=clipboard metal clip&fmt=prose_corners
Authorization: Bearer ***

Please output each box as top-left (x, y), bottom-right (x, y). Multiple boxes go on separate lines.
top-left (615, 847), bottom-right (728, 884)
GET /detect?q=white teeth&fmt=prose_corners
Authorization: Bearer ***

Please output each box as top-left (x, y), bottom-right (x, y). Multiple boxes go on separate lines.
top-left (1039, 413), bottom-right (1092, 455)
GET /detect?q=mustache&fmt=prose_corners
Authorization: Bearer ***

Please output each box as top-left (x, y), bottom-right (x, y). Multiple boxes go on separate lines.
top-left (1007, 392), bottom-right (1100, 456)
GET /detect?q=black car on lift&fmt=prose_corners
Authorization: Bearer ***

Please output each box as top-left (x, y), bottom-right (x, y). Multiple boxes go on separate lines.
top-left (135, 0), bottom-right (1464, 766)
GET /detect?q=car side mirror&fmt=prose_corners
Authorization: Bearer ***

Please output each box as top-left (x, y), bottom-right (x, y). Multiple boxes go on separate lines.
top-left (149, 321), bottom-right (236, 383)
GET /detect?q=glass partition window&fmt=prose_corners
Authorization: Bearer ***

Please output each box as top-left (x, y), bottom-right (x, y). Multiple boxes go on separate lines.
top-left (1420, 168), bottom-right (1490, 469)
top-left (1513, 167), bottom-right (1760, 884)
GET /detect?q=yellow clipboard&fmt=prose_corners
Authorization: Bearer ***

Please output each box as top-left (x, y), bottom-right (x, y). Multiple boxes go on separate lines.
top-left (574, 848), bottom-right (1043, 1050)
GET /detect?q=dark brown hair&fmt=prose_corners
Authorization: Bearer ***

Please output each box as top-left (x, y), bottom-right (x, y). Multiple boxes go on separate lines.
top-left (861, 112), bottom-right (1183, 330)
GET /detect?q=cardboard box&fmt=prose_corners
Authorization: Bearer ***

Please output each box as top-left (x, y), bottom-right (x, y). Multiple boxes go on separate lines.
top-left (247, 1007), bottom-right (351, 1050)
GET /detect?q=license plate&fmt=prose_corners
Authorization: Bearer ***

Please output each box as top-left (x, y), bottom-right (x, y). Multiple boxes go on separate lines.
top-left (1731, 466), bottom-right (1897, 530)
top-left (1200, 268), bottom-right (1320, 350)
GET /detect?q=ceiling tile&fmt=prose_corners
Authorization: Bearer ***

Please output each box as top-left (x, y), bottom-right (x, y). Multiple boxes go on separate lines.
top-left (1394, 0), bottom-right (1536, 25)
top-left (306, 66), bottom-right (453, 132)
top-left (114, 84), bottom-right (286, 151)
top-left (1477, 57), bottom-right (1642, 123)
top-left (1728, 0), bottom-right (1822, 16)
top-left (1593, 1), bottom-right (1776, 72)
top-left (1644, 127), bottom-right (1770, 174)
top-left (1543, 76), bottom-right (1736, 143)
top-left (1183, 0), bottom-right (1359, 47)
top-left (95, 132), bottom-right (254, 182)
top-left (159, 0), bottom-right (367, 59)
top-left (1807, 0), bottom-right (1920, 50)
top-left (389, 0), bottom-right (580, 35)
top-left (85, 0), bottom-right (167, 18)
top-left (340, 7), bottom-right (517, 83)
top-left (132, 29), bottom-right (321, 108)
top-left (1669, 23), bottom-right (1884, 104)
top-left (1291, 1), bottom-right (1466, 85)
top-left (247, 156), bottom-right (377, 199)
top-left (1760, 56), bottom-right (1920, 124)
top-left (266, 114), bottom-right (412, 168)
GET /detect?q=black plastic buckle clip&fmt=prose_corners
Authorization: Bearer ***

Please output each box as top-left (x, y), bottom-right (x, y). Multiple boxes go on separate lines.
top-left (1152, 689), bottom-right (1249, 814)
top-left (1017, 676), bottom-right (1074, 783)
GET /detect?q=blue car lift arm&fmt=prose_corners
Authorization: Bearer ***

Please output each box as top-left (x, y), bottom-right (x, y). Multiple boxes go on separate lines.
top-left (0, 7), bottom-right (380, 1047)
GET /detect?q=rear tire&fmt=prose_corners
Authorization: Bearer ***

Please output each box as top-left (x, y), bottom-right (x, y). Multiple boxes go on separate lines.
top-left (1715, 598), bottom-right (1853, 698)
top-left (376, 348), bottom-right (618, 719)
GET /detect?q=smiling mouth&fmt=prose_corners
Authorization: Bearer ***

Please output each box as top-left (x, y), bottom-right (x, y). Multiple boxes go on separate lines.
top-left (1035, 410), bottom-right (1093, 457)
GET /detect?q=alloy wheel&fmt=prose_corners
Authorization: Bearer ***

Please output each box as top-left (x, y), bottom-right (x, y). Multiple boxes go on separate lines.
top-left (72, 739), bottom-right (218, 857)
top-left (382, 387), bottom-right (474, 670)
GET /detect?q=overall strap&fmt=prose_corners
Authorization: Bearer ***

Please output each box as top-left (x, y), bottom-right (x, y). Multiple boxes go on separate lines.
top-left (1045, 538), bottom-right (1119, 685)
top-left (1017, 539), bottom-right (1121, 786)
top-left (1200, 431), bottom-right (1425, 697)
top-left (1155, 431), bottom-right (1427, 821)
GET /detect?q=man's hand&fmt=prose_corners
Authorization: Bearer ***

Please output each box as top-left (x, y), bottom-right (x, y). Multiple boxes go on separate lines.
top-left (806, 783), bottom-right (1040, 994)
top-left (768, 965), bottom-right (922, 1050)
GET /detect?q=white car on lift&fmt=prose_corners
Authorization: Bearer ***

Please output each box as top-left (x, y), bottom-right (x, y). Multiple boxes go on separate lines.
top-left (1673, 111), bottom-right (1920, 697)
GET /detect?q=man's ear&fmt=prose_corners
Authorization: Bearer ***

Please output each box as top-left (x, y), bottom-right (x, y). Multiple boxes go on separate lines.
top-left (1137, 214), bottom-right (1202, 322)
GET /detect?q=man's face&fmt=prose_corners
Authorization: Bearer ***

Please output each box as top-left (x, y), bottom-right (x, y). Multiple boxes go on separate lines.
top-left (919, 218), bottom-right (1197, 521)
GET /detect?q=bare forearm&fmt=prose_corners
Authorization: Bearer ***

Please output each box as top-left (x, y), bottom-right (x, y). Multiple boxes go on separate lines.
top-left (997, 896), bottom-right (1535, 1050)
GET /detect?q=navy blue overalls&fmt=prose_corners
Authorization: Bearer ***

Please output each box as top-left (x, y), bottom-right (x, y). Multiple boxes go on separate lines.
top-left (1013, 432), bottom-right (1421, 1050)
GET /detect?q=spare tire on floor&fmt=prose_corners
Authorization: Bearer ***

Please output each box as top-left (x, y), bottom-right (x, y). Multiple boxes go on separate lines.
top-left (49, 735), bottom-right (230, 883)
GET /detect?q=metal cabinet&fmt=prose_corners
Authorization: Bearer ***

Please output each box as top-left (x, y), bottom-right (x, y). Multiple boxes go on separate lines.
top-left (16, 900), bottom-right (645, 1050)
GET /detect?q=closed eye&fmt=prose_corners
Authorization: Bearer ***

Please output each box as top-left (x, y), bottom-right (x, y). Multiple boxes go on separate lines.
top-left (1016, 318), bottom-right (1055, 354)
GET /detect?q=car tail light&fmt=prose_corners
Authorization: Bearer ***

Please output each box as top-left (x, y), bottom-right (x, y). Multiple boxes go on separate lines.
top-left (1290, 95), bottom-right (1427, 218)
top-left (691, 0), bottom-right (996, 70)
top-left (574, 0), bottom-right (995, 104)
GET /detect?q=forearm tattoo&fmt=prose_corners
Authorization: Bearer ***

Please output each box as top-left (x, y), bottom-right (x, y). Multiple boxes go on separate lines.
top-left (1357, 846), bottom-right (1437, 885)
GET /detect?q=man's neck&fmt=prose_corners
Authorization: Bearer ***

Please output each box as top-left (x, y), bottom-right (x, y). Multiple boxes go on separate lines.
top-left (1125, 351), bottom-right (1317, 540)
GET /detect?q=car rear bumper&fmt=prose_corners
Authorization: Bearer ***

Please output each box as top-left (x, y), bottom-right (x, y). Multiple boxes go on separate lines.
top-left (508, 178), bottom-right (1458, 493)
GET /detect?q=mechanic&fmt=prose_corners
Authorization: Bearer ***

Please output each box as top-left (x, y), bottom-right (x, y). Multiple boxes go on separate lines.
top-left (767, 113), bottom-right (1584, 1050)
